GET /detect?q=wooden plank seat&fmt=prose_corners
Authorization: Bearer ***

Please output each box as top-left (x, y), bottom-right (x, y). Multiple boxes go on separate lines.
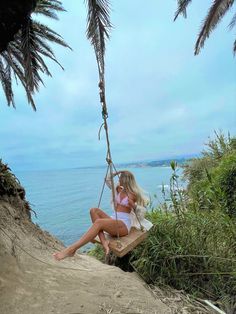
top-left (92, 227), bottom-right (148, 257)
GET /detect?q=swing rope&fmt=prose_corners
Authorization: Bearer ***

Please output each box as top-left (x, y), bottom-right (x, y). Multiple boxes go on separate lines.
top-left (96, 69), bottom-right (122, 247)
top-left (97, 163), bottom-right (109, 209)
top-left (90, 7), bottom-right (143, 246)
top-left (97, 156), bottom-right (144, 242)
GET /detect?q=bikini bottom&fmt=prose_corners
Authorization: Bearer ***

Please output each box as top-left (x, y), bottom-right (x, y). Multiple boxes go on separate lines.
top-left (110, 212), bottom-right (131, 233)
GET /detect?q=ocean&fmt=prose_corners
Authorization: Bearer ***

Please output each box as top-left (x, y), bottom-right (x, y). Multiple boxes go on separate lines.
top-left (16, 166), bottom-right (183, 248)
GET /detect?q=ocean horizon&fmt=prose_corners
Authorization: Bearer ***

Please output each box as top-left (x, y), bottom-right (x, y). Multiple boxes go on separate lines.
top-left (12, 154), bottom-right (196, 173)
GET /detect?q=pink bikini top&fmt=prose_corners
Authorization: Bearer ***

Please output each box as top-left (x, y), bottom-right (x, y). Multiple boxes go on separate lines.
top-left (115, 192), bottom-right (129, 207)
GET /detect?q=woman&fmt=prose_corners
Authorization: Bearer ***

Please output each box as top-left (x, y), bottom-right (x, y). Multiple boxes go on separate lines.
top-left (53, 170), bottom-right (149, 261)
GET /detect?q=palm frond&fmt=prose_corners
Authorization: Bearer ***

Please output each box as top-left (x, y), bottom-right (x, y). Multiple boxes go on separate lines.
top-left (195, 0), bottom-right (235, 55)
top-left (3, 46), bottom-right (37, 110)
top-left (31, 31), bottom-right (65, 69)
top-left (174, 0), bottom-right (192, 21)
top-left (21, 17), bottom-right (43, 93)
top-left (35, 44), bottom-right (64, 70)
top-left (2, 47), bottom-right (25, 83)
top-left (1, 16), bottom-right (70, 109)
top-left (5, 47), bottom-right (37, 110)
top-left (0, 0), bottom-right (70, 109)
top-left (33, 21), bottom-right (71, 49)
top-left (32, 48), bottom-right (52, 76)
top-left (24, 84), bottom-right (37, 110)
top-left (34, 0), bottom-right (66, 19)
top-left (229, 11), bottom-right (236, 29)
top-left (0, 57), bottom-right (14, 107)
top-left (34, 35), bottom-right (56, 58)
top-left (86, 0), bottom-right (112, 75)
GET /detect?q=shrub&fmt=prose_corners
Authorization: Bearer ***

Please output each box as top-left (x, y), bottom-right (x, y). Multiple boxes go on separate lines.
top-left (130, 209), bottom-right (236, 301)
top-left (183, 132), bottom-right (236, 216)
top-left (87, 243), bottom-right (105, 262)
top-left (212, 153), bottom-right (236, 217)
top-left (0, 159), bottom-right (25, 198)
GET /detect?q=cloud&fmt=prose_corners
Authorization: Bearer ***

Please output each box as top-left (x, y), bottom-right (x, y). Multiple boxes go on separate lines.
top-left (0, 0), bottom-right (235, 171)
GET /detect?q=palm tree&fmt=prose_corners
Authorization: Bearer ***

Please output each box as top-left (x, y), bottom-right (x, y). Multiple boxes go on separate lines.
top-left (174, 0), bottom-right (236, 55)
top-left (0, 0), bottom-right (37, 53)
top-left (0, 0), bottom-right (70, 110)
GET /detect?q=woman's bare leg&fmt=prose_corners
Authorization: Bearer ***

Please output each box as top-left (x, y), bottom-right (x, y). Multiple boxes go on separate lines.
top-left (53, 218), bottom-right (128, 261)
top-left (90, 208), bottom-right (111, 254)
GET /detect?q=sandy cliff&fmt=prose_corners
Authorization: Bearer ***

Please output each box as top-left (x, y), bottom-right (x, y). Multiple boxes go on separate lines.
top-left (0, 195), bottom-right (171, 314)
top-left (0, 185), bottom-right (215, 314)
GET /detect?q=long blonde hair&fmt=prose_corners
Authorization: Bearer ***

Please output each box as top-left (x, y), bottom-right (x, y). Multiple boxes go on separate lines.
top-left (119, 170), bottom-right (149, 207)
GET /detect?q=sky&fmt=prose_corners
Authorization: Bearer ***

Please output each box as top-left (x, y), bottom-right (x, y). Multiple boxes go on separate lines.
top-left (0, 0), bottom-right (235, 171)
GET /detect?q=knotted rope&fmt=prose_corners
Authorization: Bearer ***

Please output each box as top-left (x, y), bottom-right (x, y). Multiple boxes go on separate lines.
top-left (94, 29), bottom-right (142, 246)
top-left (97, 75), bottom-right (122, 247)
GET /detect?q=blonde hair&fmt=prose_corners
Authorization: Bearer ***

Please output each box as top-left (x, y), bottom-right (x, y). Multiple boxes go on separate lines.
top-left (119, 170), bottom-right (149, 207)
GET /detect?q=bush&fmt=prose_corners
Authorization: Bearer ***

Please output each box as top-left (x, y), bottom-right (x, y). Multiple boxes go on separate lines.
top-left (0, 159), bottom-right (25, 198)
top-left (87, 243), bottom-right (105, 262)
top-left (183, 132), bottom-right (236, 216)
top-left (184, 152), bottom-right (236, 216)
top-left (88, 132), bottom-right (236, 310)
top-left (129, 210), bottom-right (236, 301)
top-left (212, 153), bottom-right (236, 217)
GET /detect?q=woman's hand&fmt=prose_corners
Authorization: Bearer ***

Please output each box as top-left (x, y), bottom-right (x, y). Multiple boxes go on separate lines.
top-left (117, 185), bottom-right (124, 193)
top-left (112, 171), bottom-right (121, 177)
top-left (127, 195), bottom-right (137, 209)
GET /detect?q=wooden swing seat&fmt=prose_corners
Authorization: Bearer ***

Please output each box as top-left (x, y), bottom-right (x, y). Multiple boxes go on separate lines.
top-left (93, 227), bottom-right (148, 257)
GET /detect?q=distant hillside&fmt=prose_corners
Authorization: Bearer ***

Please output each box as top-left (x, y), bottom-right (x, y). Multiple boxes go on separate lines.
top-left (75, 155), bottom-right (199, 170)
top-left (118, 155), bottom-right (198, 169)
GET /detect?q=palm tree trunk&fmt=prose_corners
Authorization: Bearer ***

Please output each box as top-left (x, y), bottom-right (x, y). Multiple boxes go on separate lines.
top-left (0, 0), bottom-right (37, 53)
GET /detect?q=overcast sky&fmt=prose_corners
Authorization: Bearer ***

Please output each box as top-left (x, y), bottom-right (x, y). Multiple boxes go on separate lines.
top-left (0, 0), bottom-right (235, 171)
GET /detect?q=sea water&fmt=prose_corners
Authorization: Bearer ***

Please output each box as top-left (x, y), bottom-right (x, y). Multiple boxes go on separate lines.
top-left (16, 166), bottom-right (184, 247)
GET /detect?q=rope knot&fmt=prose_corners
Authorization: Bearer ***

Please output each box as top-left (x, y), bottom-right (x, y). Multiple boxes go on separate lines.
top-left (98, 80), bottom-right (104, 90)
top-left (100, 91), bottom-right (105, 104)
top-left (102, 105), bottom-right (108, 119)
top-left (106, 157), bottom-right (112, 165)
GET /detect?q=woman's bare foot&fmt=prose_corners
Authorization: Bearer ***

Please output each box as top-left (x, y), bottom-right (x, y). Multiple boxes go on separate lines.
top-left (102, 240), bottom-right (110, 256)
top-left (53, 248), bottom-right (76, 261)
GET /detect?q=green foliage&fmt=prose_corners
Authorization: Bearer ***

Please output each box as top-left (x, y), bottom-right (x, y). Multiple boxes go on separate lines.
top-left (174, 0), bottom-right (236, 55)
top-left (87, 244), bottom-right (105, 262)
top-left (0, 159), bottom-right (24, 197)
top-left (89, 131), bottom-right (236, 309)
top-left (183, 132), bottom-right (236, 216)
top-left (168, 161), bottom-right (187, 215)
top-left (212, 153), bottom-right (236, 217)
top-left (129, 140), bottom-right (236, 305)
top-left (184, 132), bottom-right (234, 181)
top-left (130, 210), bottom-right (236, 300)
top-left (0, 0), bottom-right (70, 110)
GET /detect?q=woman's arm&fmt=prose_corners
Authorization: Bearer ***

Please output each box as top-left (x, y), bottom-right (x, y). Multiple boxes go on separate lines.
top-left (105, 171), bottom-right (120, 189)
top-left (105, 173), bottom-right (112, 189)
top-left (127, 193), bottom-right (137, 209)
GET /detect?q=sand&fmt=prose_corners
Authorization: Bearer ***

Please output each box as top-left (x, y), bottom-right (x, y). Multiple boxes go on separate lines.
top-left (0, 199), bottom-right (214, 314)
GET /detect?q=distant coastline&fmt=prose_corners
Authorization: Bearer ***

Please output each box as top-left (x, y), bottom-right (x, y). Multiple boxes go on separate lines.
top-left (74, 155), bottom-right (199, 170)
top-left (15, 155), bottom-right (199, 172)
top-left (118, 157), bottom-right (193, 169)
